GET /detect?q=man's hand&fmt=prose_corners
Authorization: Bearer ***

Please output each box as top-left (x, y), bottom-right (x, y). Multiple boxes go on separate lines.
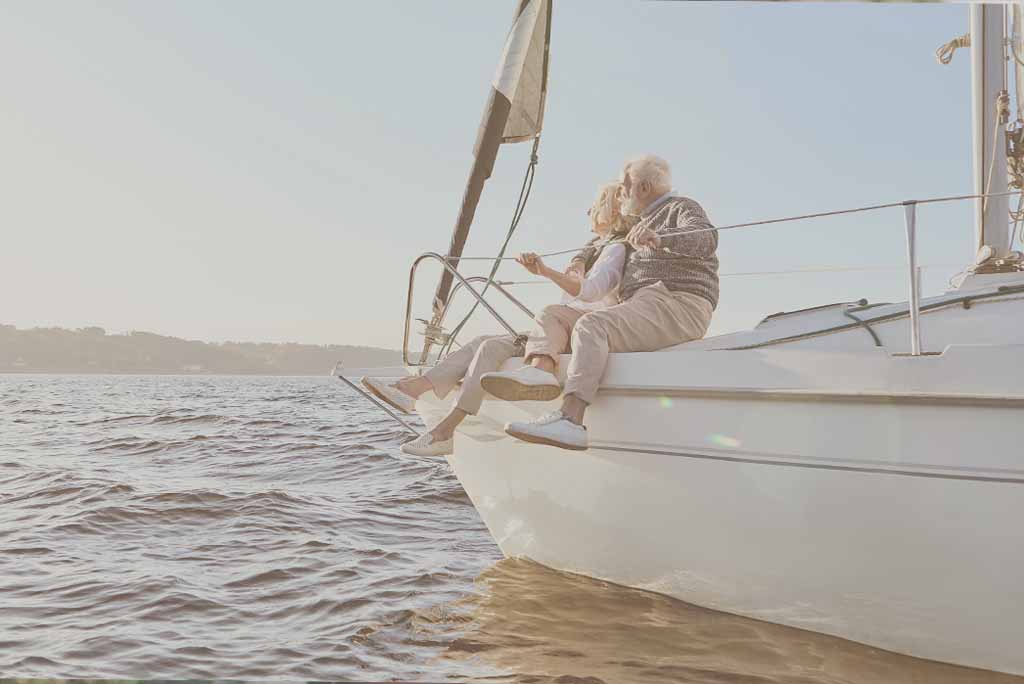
top-left (628, 224), bottom-right (661, 250)
top-left (516, 252), bottom-right (545, 275)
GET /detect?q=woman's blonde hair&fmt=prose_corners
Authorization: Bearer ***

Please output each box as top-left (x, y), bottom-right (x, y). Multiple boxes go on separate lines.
top-left (589, 181), bottom-right (632, 239)
top-left (582, 182), bottom-right (637, 272)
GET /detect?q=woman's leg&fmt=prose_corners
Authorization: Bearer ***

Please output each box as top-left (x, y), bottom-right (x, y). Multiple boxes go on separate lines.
top-left (523, 305), bottom-right (584, 375)
top-left (395, 335), bottom-right (496, 399)
top-left (427, 407), bottom-right (471, 442)
top-left (430, 335), bottom-right (522, 440)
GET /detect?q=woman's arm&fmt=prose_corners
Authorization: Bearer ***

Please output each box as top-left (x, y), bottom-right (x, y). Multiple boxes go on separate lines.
top-left (540, 263), bottom-right (582, 297)
top-left (516, 253), bottom-right (582, 297)
top-left (577, 243), bottom-right (625, 302)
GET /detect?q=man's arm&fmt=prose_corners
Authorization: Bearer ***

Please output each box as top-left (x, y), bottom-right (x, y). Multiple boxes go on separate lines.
top-left (656, 199), bottom-right (717, 258)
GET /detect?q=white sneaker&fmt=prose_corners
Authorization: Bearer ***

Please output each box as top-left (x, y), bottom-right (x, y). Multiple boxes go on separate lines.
top-left (361, 377), bottom-right (417, 415)
top-left (400, 432), bottom-right (454, 457)
top-left (505, 411), bottom-right (588, 451)
top-left (480, 366), bottom-right (562, 402)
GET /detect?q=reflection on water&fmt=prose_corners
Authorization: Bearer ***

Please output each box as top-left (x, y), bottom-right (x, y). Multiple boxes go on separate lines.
top-left (412, 558), bottom-right (1021, 684)
top-left (2, 374), bottom-right (1020, 683)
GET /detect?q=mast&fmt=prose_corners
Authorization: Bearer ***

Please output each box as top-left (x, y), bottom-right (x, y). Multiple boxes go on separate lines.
top-left (971, 3), bottom-right (1011, 260)
top-left (420, 0), bottom-right (552, 363)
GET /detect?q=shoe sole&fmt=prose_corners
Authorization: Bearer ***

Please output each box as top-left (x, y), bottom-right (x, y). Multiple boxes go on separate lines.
top-left (401, 447), bottom-right (452, 457)
top-left (361, 378), bottom-right (412, 415)
top-left (481, 376), bottom-right (562, 402)
top-left (504, 426), bottom-right (588, 451)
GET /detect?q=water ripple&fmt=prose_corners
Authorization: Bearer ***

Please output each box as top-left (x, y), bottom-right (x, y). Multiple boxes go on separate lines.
top-left (0, 374), bottom-right (1019, 683)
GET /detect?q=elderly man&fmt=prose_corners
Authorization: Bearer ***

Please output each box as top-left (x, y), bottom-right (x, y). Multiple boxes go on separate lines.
top-left (480, 155), bottom-right (718, 450)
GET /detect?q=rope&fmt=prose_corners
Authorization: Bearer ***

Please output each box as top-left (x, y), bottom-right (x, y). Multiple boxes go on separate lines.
top-left (936, 34), bottom-right (970, 65)
top-left (936, 33), bottom-right (970, 65)
top-left (443, 189), bottom-right (1024, 263)
top-left (437, 138), bottom-right (540, 357)
top-left (983, 91), bottom-right (1012, 216)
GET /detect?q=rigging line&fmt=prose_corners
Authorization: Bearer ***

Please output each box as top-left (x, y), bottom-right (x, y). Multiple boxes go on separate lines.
top-left (443, 162), bottom-right (535, 352)
top-left (1015, 192), bottom-right (1024, 248)
top-left (843, 309), bottom-right (883, 347)
top-left (480, 263), bottom-right (963, 288)
top-left (983, 91), bottom-right (1011, 216)
top-left (443, 189), bottom-right (1024, 263)
top-left (438, 139), bottom-right (540, 358)
top-left (1018, 193), bottom-right (1024, 246)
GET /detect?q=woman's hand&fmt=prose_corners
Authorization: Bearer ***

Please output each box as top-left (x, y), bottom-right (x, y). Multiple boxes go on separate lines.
top-left (516, 252), bottom-right (545, 275)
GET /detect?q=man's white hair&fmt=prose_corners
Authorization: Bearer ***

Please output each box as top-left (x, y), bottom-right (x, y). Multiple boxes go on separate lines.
top-left (623, 154), bottom-right (672, 194)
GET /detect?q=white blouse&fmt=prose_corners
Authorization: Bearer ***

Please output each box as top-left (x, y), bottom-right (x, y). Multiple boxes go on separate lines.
top-left (560, 242), bottom-right (626, 312)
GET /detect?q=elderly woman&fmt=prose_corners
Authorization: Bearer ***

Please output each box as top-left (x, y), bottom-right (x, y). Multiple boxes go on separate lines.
top-left (362, 181), bottom-right (634, 456)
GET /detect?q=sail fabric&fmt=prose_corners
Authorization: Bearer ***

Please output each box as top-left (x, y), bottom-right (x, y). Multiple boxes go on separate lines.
top-left (492, 0), bottom-right (550, 143)
top-left (430, 0), bottom-right (551, 324)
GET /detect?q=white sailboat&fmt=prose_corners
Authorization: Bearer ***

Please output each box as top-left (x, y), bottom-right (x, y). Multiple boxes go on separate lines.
top-left (379, 1), bottom-right (1024, 676)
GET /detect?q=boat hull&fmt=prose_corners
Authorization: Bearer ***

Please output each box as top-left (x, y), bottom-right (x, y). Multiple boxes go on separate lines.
top-left (419, 344), bottom-right (1024, 675)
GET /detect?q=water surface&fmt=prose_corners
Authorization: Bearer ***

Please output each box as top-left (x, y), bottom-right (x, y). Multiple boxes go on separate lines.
top-left (1, 374), bottom-right (1017, 683)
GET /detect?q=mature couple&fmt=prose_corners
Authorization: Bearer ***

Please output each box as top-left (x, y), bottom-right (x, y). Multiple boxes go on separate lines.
top-left (363, 154), bottom-right (719, 454)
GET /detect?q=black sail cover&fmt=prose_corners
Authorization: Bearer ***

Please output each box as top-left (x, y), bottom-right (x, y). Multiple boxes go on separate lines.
top-left (430, 0), bottom-right (552, 320)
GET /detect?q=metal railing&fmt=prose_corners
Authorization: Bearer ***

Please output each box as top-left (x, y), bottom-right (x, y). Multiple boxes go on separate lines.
top-left (902, 201), bottom-right (923, 356)
top-left (403, 253), bottom-right (534, 367)
top-left (403, 191), bottom-right (1024, 367)
top-left (447, 276), bottom-right (534, 324)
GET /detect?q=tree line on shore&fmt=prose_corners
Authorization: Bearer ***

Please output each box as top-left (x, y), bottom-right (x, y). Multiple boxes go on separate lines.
top-left (0, 324), bottom-right (403, 375)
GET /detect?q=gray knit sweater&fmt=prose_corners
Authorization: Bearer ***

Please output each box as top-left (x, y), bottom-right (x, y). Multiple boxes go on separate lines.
top-left (572, 196), bottom-right (719, 309)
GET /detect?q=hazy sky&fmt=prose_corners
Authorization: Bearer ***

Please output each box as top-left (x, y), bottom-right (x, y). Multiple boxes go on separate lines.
top-left (2, 1), bottom-right (981, 349)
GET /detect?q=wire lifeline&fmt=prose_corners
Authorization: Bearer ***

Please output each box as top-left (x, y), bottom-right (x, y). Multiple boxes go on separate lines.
top-left (489, 263), bottom-right (964, 287)
top-left (442, 189), bottom-right (1024, 263)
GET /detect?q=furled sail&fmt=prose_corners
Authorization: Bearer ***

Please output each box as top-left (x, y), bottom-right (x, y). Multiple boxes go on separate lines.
top-left (428, 0), bottom-right (552, 330)
top-left (1015, 4), bottom-right (1024, 117)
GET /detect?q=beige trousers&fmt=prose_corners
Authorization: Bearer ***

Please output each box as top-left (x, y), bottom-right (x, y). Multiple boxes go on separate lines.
top-left (524, 304), bottom-right (584, 364)
top-left (422, 334), bottom-right (523, 414)
top-left (544, 283), bottom-right (713, 404)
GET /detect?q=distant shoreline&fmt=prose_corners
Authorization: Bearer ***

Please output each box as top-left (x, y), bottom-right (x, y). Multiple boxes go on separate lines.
top-left (1, 324), bottom-right (406, 376)
top-left (0, 369), bottom-right (360, 377)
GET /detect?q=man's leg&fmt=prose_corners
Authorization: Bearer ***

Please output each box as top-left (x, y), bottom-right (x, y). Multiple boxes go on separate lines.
top-left (563, 285), bottom-right (712, 415)
top-left (507, 285), bottom-right (712, 448)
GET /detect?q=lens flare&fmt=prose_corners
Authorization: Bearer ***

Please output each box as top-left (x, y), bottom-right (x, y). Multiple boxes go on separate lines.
top-left (708, 433), bottom-right (741, 448)
top-left (658, 396), bottom-right (673, 409)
